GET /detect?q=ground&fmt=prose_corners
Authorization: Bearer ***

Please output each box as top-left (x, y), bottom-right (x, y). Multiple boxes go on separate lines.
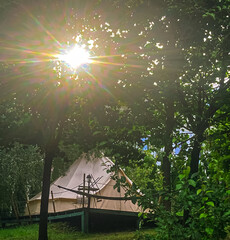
top-left (0, 223), bottom-right (155, 240)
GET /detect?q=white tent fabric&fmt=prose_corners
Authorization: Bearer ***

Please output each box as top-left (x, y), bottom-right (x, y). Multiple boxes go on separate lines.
top-left (25, 155), bottom-right (140, 215)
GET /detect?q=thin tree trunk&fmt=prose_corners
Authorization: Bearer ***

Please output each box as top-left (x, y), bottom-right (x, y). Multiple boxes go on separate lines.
top-left (38, 144), bottom-right (56, 240)
top-left (162, 97), bottom-right (174, 211)
top-left (11, 194), bottom-right (19, 221)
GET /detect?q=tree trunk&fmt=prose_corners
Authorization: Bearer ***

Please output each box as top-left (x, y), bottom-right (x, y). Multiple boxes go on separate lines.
top-left (183, 138), bottom-right (202, 225)
top-left (162, 96), bottom-right (174, 211)
top-left (190, 139), bottom-right (201, 177)
top-left (38, 101), bottom-right (66, 240)
top-left (38, 144), bottom-right (56, 240)
top-left (162, 153), bottom-right (171, 211)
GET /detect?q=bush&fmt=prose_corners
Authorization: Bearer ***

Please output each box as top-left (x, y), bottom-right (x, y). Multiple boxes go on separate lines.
top-left (141, 173), bottom-right (230, 240)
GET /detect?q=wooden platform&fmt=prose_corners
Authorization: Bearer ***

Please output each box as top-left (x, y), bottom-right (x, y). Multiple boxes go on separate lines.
top-left (0, 208), bottom-right (140, 233)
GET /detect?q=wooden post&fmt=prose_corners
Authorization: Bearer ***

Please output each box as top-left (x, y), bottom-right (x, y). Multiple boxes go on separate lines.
top-left (80, 174), bottom-right (90, 233)
top-left (51, 191), bottom-right (56, 213)
top-left (81, 211), bottom-right (84, 233)
top-left (82, 174), bottom-right (85, 208)
top-left (87, 175), bottom-right (91, 209)
top-left (81, 209), bottom-right (89, 233)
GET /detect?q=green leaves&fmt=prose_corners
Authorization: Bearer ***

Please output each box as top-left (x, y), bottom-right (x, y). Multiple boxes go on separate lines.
top-left (197, 189), bottom-right (202, 195)
top-left (120, 176), bottom-right (126, 183)
top-left (98, 141), bottom-right (107, 146)
top-left (131, 196), bottom-right (137, 205)
top-left (203, 12), bottom-right (216, 20)
top-left (188, 179), bottom-right (196, 187)
top-left (179, 174), bottom-right (185, 180)
top-left (176, 210), bottom-right (184, 216)
top-left (199, 213), bottom-right (208, 219)
top-left (184, 166), bottom-right (191, 178)
top-left (205, 227), bottom-right (214, 235)
top-left (223, 210), bottom-right (230, 217)
top-left (0, 143), bottom-right (43, 216)
top-left (92, 131), bottom-right (101, 136)
top-left (206, 201), bottom-right (214, 207)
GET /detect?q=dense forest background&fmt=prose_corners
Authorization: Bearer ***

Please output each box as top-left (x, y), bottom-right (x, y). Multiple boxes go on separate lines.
top-left (0, 0), bottom-right (229, 239)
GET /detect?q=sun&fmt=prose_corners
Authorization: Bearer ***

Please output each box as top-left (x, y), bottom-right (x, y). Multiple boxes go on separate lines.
top-left (57, 45), bottom-right (91, 69)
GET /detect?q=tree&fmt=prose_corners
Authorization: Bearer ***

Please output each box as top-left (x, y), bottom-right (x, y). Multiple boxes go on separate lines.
top-left (0, 143), bottom-right (43, 218)
top-left (0, 0), bottom-right (229, 239)
top-left (0, 1), bottom-right (143, 239)
top-left (85, 1), bottom-right (230, 238)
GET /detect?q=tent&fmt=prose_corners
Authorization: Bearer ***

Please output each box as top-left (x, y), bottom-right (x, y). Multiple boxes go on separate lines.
top-left (25, 155), bottom-right (140, 215)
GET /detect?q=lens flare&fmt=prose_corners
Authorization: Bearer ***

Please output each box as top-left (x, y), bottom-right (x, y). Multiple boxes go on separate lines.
top-left (57, 45), bottom-right (91, 68)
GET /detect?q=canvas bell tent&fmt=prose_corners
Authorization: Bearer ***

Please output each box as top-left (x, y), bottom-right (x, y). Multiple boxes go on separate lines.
top-left (25, 155), bottom-right (140, 215)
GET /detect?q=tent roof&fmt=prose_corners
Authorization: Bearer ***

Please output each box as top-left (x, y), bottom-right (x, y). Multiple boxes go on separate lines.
top-left (30, 155), bottom-right (124, 201)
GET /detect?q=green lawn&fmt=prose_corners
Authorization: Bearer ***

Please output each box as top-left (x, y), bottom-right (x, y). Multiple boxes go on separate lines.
top-left (0, 223), bottom-right (155, 240)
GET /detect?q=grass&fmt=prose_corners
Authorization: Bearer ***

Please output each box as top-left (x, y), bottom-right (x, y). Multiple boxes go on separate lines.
top-left (0, 223), bottom-right (155, 240)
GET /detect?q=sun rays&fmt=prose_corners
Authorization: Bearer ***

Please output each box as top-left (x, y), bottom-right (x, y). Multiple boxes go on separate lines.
top-left (56, 44), bottom-right (91, 69)
top-left (0, 5), bottom-right (144, 99)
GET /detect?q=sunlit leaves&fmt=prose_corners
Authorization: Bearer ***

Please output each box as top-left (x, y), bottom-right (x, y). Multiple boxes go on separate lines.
top-left (197, 189), bottom-right (202, 195)
top-left (206, 201), bottom-right (214, 207)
